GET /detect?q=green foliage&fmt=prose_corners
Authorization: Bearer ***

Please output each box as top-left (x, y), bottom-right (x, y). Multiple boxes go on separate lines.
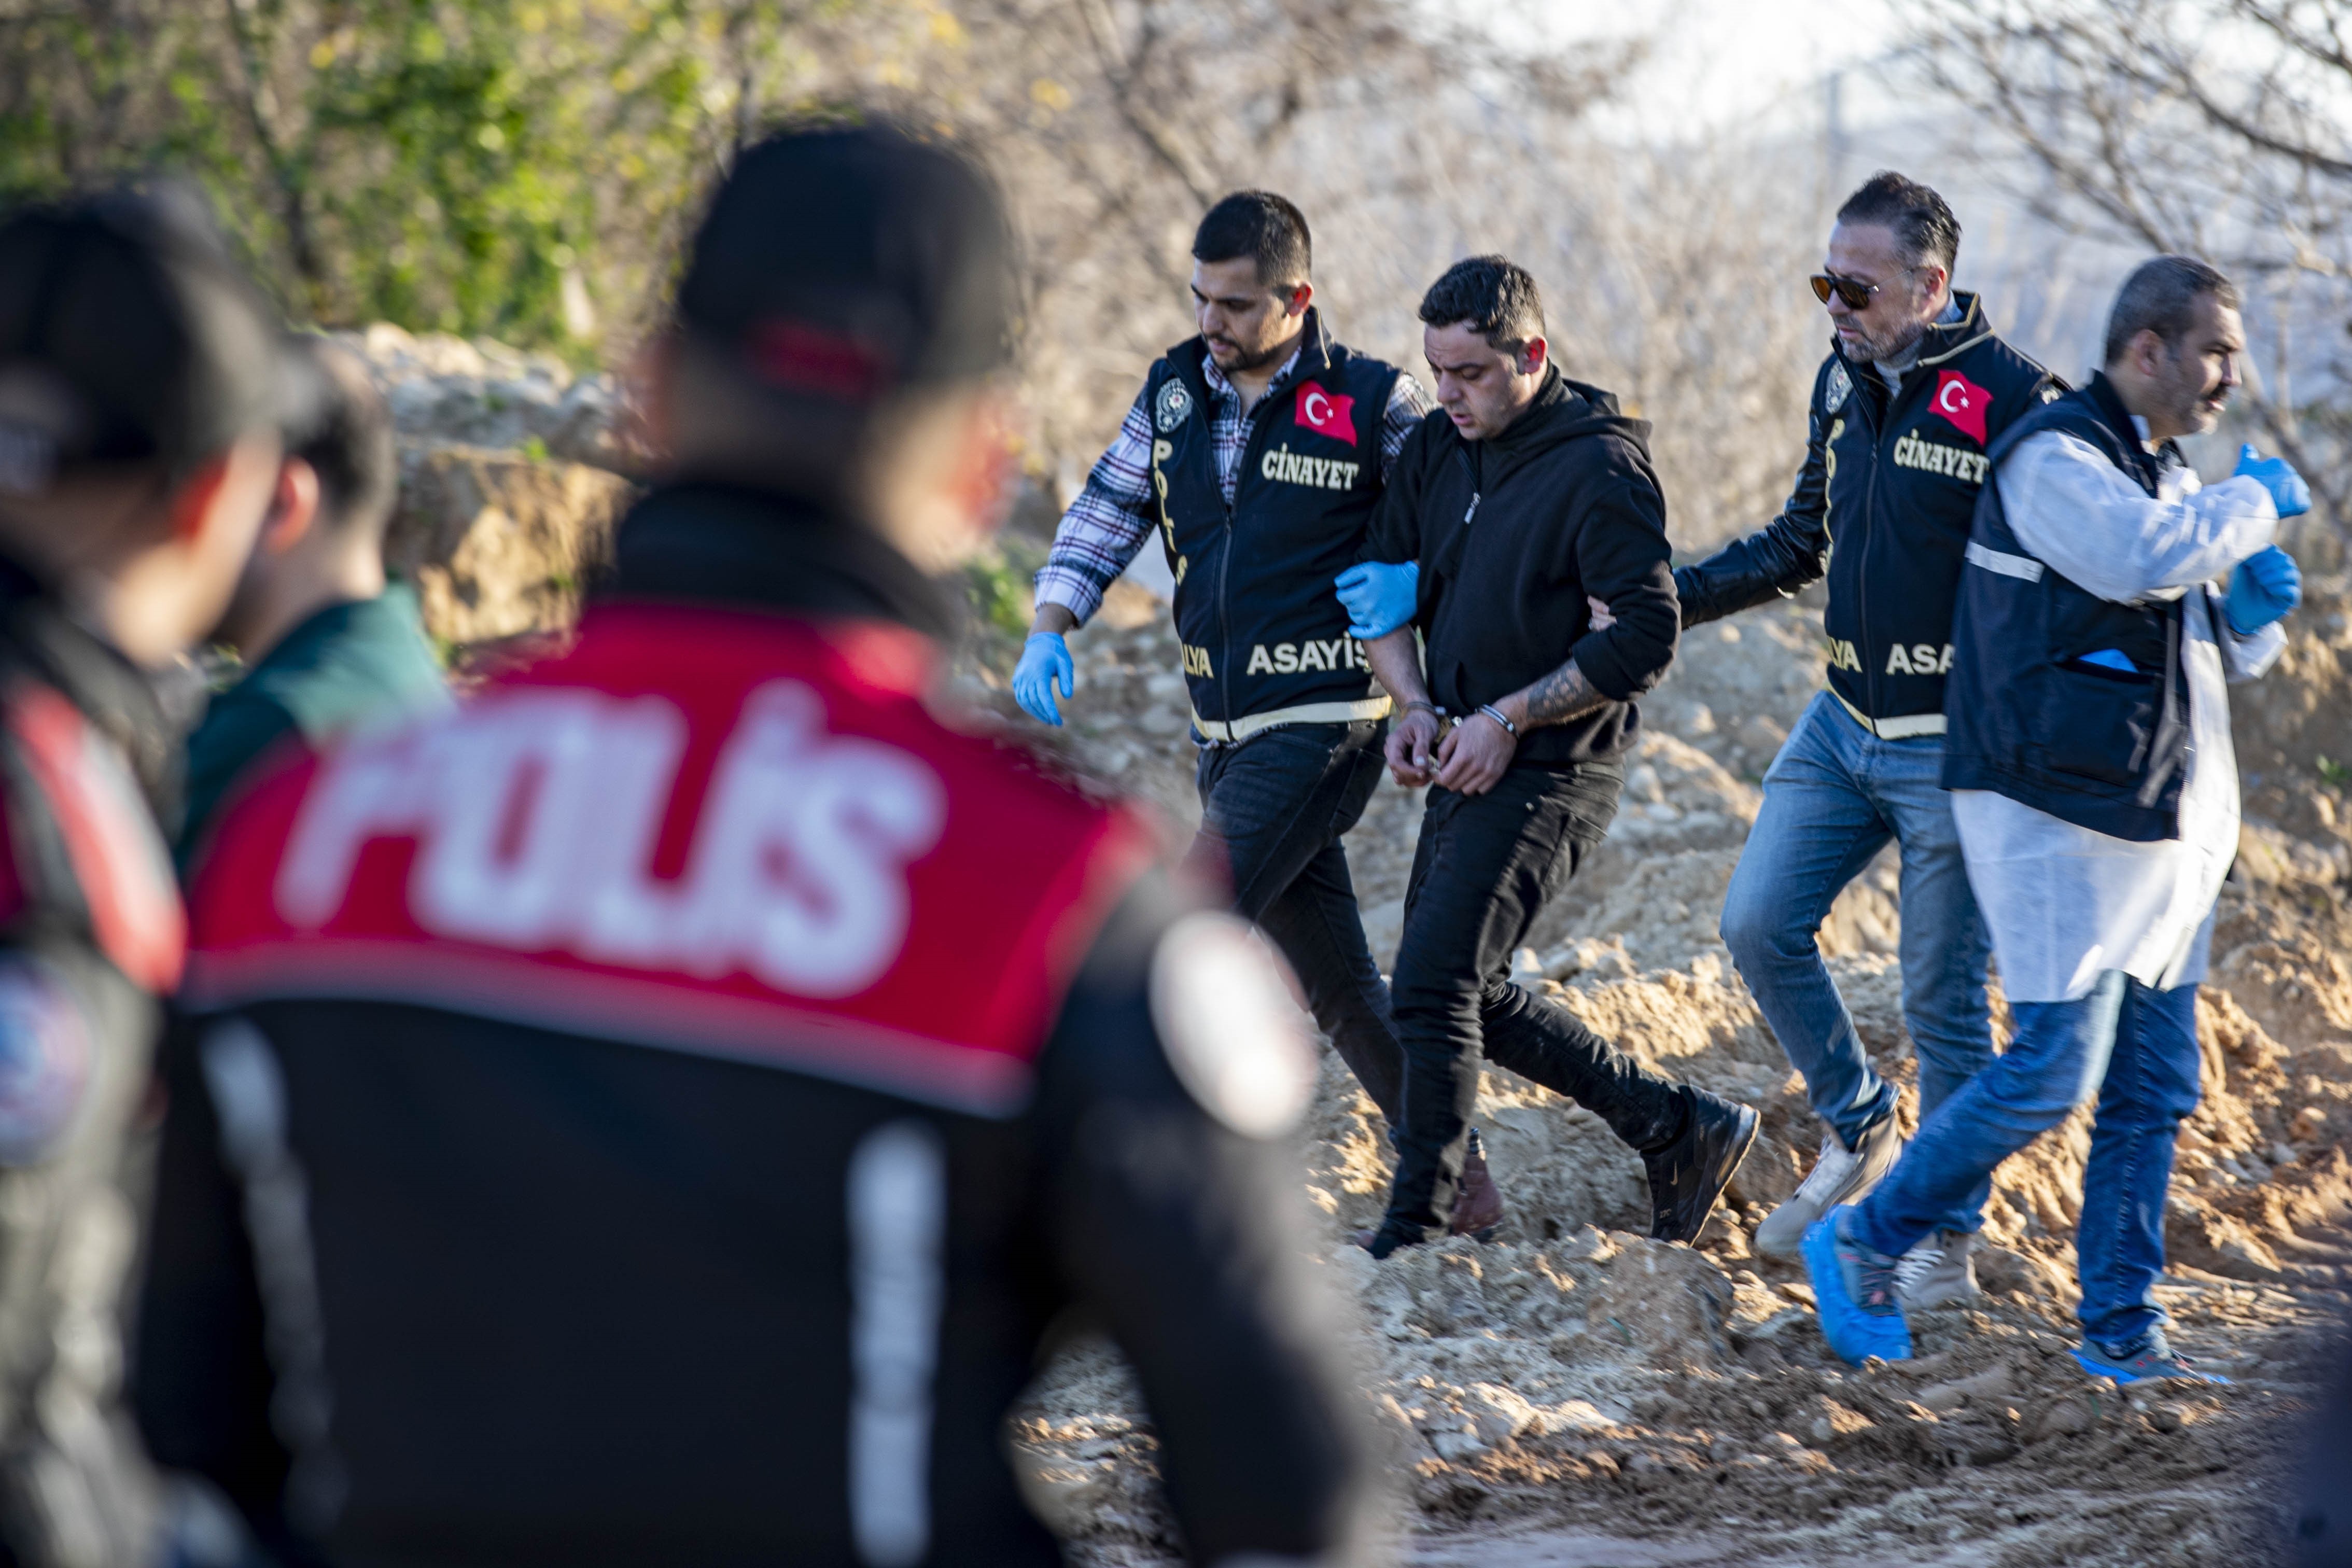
top-left (962, 552), bottom-right (1032, 651)
top-left (0, 0), bottom-right (946, 354)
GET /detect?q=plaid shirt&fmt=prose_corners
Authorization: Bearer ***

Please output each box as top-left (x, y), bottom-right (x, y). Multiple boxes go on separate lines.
top-left (1034, 344), bottom-right (1432, 624)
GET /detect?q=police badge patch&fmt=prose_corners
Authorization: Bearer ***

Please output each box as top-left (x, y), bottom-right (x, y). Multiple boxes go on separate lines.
top-left (1154, 378), bottom-right (1193, 433)
top-left (1823, 361), bottom-right (1853, 415)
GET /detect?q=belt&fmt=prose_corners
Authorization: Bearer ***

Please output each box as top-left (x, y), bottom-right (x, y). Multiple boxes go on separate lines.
top-left (1189, 695), bottom-right (1393, 745)
top-left (1831, 689), bottom-right (1946, 739)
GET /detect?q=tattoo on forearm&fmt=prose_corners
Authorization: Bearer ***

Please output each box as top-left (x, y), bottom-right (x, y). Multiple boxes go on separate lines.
top-left (1521, 659), bottom-right (1608, 729)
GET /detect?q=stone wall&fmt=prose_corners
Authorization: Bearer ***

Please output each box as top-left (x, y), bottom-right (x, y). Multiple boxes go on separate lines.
top-left (337, 324), bottom-right (637, 649)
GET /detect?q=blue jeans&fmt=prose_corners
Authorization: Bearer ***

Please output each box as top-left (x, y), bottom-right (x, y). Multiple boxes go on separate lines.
top-left (1853, 972), bottom-right (2124, 1260)
top-left (1720, 692), bottom-right (1994, 1232)
top-left (1852, 972), bottom-right (2202, 1347)
top-left (2076, 978), bottom-right (2202, 1350)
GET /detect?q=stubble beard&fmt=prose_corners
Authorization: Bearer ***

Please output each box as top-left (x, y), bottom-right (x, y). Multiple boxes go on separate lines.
top-left (2160, 353), bottom-right (2228, 436)
top-left (1850, 314), bottom-right (1926, 368)
top-left (1212, 331), bottom-right (1292, 375)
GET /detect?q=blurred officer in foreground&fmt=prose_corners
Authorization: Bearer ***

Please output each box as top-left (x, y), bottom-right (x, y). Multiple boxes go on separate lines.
top-left (177, 338), bottom-right (450, 872)
top-left (1017, 193), bottom-right (1517, 1234)
top-left (1668, 173), bottom-right (2059, 1299)
top-left (1806, 257), bottom-right (2301, 1377)
top-left (2293, 1330), bottom-right (2352, 1565)
top-left (1349, 256), bottom-right (1758, 1258)
top-left (0, 188), bottom-right (289, 1562)
top-left (137, 122), bottom-right (1380, 1566)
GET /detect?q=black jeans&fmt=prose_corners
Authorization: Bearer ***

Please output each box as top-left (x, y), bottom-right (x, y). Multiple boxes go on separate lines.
top-left (1373, 761), bottom-right (1690, 1255)
top-left (1184, 721), bottom-right (1405, 1122)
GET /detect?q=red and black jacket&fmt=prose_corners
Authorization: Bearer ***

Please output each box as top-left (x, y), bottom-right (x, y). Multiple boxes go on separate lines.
top-left (0, 555), bottom-right (186, 1564)
top-left (137, 486), bottom-right (1377, 1567)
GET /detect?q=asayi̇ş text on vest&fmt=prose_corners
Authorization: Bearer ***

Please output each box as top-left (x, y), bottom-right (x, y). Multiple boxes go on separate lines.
top-left (1144, 314), bottom-right (1398, 730)
top-left (1811, 295), bottom-right (2058, 734)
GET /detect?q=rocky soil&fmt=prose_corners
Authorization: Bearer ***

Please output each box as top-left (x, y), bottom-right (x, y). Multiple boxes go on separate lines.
top-left (354, 329), bottom-right (2352, 1566)
top-left (333, 324), bottom-right (639, 650)
top-left (966, 579), bottom-right (2352, 1568)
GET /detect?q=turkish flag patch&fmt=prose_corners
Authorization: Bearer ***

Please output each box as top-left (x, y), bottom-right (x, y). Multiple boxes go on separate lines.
top-left (1932, 370), bottom-right (1992, 444)
top-left (1293, 382), bottom-right (1357, 443)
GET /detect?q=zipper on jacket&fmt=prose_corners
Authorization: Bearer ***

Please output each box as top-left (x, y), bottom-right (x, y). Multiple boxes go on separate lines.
top-left (1221, 368), bottom-right (1298, 727)
top-left (1854, 362), bottom-right (1887, 724)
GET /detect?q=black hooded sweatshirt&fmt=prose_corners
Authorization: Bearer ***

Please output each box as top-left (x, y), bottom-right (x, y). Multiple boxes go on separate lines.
top-left (1367, 368), bottom-right (1679, 765)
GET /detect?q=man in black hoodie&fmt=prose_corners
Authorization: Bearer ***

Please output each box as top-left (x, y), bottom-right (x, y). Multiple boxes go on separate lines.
top-left (1352, 256), bottom-right (1757, 1258)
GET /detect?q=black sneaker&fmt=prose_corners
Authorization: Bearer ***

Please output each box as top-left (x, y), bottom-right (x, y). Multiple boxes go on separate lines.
top-left (1644, 1089), bottom-right (1759, 1243)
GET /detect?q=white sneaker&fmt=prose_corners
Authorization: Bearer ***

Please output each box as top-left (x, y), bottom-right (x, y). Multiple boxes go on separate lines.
top-left (1753, 1118), bottom-right (1903, 1261)
top-left (1895, 1229), bottom-right (1979, 1309)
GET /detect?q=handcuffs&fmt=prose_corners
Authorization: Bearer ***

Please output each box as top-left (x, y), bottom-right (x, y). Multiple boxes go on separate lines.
top-left (1403, 698), bottom-right (1518, 738)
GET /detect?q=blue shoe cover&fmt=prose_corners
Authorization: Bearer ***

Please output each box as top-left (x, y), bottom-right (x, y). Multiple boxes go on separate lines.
top-left (1802, 1207), bottom-right (1912, 1366)
top-left (2068, 1341), bottom-right (2229, 1385)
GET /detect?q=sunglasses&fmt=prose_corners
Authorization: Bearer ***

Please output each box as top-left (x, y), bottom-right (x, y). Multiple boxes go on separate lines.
top-left (1810, 268), bottom-right (1917, 310)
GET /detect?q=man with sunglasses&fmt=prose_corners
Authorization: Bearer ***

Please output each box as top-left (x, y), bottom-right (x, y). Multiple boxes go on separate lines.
top-left (1809, 256), bottom-right (2300, 1380)
top-left (1672, 172), bottom-right (2060, 1301)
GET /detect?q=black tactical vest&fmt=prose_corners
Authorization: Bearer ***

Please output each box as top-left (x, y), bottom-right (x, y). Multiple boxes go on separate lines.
top-left (1942, 372), bottom-right (2190, 841)
top-left (1809, 294), bottom-right (2058, 733)
top-left (1143, 313), bottom-right (1399, 731)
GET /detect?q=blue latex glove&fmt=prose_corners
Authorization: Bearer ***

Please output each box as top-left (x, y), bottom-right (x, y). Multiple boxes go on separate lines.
top-left (2225, 544), bottom-right (2302, 635)
top-left (1334, 560), bottom-right (1420, 640)
top-left (2234, 443), bottom-right (2312, 519)
top-left (1012, 632), bottom-right (1076, 725)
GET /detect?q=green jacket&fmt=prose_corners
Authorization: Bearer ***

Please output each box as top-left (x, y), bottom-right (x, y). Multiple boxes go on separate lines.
top-left (178, 583), bottom-right (451, 873)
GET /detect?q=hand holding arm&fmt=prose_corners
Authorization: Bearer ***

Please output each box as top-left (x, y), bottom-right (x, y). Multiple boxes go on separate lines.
top-left (1333, 561), bottom-right (1419, 641)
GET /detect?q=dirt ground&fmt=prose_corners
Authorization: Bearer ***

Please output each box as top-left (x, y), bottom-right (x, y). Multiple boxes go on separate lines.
top-left (945, 575), bottom-right (2352, 1567)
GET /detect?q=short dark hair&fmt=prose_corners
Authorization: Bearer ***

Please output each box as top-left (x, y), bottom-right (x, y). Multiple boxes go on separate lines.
top-left (1192, 191), bottom-right (1311, 291)
top-left (2103, 256), bottom-right (2240, 367)
top-left (1418, 255), bottom-right (1545, 353)
top-left (667, 117), bottom-right (1016, 501)
top-left (0, 183), bottom-right (287, 492)
top-left (285, 340), bottom-right (397, 542)
top-left (1836, 171), bottom-right (1961, 273)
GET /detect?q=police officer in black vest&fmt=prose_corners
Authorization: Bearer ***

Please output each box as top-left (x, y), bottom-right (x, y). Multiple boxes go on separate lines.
top-left (1805, 256), bottom-right (2303, 1378)
top-left (1019, 194), bottom-right (1515, 1232)
top-left (1669, 174), bottom-right (2060, 1299)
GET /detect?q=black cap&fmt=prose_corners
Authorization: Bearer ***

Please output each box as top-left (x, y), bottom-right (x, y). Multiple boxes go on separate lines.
top-left (0, 184), bottom-right (291, 494)
top-left (677, 122), bottom-right (1016, 403)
